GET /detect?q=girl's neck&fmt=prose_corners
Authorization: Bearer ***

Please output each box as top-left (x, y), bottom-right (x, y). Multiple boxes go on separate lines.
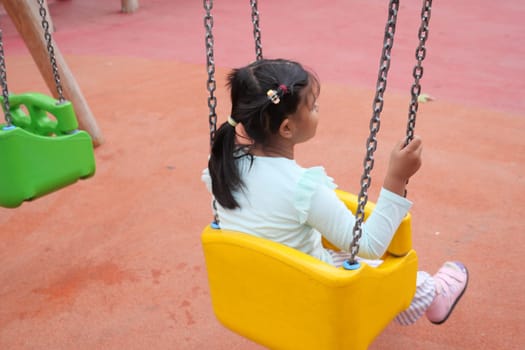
top-left (250, 143), bottom-right (294, 159)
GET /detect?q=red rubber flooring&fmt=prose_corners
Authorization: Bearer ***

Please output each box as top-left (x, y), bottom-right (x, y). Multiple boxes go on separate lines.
top-left (1, 1), bottom-right (524, 349)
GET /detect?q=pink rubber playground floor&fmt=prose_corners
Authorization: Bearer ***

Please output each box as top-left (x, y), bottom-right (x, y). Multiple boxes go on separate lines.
top-left (1, 1), bottom-right (524, 349)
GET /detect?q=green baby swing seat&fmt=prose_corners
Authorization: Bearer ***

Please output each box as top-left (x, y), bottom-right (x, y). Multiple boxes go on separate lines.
top-left (0, 92), bottom-right (95, 208)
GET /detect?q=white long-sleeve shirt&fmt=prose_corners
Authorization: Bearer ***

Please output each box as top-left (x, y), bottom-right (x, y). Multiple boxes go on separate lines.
top-left (202, 155), bottom-right (412, 265)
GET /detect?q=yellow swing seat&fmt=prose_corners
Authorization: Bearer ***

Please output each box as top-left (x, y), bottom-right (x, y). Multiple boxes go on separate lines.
top-left (202, 189), bottom-right (418, 350)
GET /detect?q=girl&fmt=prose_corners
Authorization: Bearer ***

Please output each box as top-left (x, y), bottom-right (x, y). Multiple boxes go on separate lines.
top-left (202, 58), bottom-right (468, 325)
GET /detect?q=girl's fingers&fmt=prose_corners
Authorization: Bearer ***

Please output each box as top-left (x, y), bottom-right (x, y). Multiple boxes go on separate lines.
top-left (404, 136), bottom-right (422, 153)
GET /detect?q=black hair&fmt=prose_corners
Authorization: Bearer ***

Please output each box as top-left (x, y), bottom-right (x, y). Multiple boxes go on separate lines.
top-left (208, 58), bottom-right (320, 209)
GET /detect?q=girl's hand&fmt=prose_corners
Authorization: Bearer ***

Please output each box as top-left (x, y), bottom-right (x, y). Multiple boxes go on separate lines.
top-left (383, 135), bottom-right (423, 196)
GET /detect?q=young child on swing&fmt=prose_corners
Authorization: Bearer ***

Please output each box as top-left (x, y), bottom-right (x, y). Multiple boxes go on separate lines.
top-left (202, 58), bottom-right (468, 325)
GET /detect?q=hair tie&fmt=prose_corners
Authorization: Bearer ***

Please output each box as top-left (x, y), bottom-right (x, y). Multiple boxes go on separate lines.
top-left (227, 116), bottom-right (238, 127)
top-left (278, 84), bottom-right (288, 94)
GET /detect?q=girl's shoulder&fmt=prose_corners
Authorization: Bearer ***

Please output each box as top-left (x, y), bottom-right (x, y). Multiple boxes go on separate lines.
top-left (295, 166), bottom-right (338, 223)
top-left (238, 155), bottom-right (337, 192)
top-left (246, 156), bottom-right (335, 184)
top-left (297, 166), bottom-right (337, 194)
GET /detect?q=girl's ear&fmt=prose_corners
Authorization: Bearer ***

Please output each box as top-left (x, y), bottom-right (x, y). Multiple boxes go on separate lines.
top-left (278, 118), bottom-right (293, 139)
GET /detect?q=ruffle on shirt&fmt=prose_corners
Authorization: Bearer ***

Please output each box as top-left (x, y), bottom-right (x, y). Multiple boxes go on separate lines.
top-left (294, 166), bottom-right (337, 224)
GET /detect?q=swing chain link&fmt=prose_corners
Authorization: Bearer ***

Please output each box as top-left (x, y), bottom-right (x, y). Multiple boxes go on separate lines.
top-left (250, 0), bottom-right (263, 61)
top-left (0, 30), bottom-right (12, 125)
top-left (203, 0), bottom-right (220, 226)
top-left (406, 0), bottom-right (432, 144)
top-left (37, 0), bottom-right (65, 103)
top-left (349, 0), bottom-right (400, 264)
top-left (204, 0), bottom-right (218, 146)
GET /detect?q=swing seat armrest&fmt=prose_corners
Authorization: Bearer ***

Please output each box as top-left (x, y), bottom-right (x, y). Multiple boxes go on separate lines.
top-left (334, 189), bottom-right (413, 256)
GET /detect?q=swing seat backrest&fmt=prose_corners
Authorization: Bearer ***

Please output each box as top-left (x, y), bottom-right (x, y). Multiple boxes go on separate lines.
top-left (0, 93), bottom-right (95, 208)
top-left (201, 190), bottom-right (418, 350)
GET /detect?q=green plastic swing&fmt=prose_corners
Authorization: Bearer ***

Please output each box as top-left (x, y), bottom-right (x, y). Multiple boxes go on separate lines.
top-left (0, 94), bottom-right (95, 208)
top-left (0, 2), bottom-right (95, 208)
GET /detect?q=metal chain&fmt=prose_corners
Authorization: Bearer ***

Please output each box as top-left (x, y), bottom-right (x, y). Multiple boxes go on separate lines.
top-left (204, 0), bottom-right (218, 147)
top-left (403, 0), bottom-right (432, 198)
top-left (203, 0), bottom-right (220, 226)
top-left (405, 0), bottom-right (432, 144)
top-left (37, 0), bottom-right (65, 103)
top-left (0, 30), bottom-right (12, 125)
top-left (348, 0), bottom-right (400, 265)
top-left (250, 0), bottom-right (263, 61)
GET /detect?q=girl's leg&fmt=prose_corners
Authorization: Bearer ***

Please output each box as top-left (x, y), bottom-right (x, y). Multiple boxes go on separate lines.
top-left (394, 271), bottom-right (436, 325)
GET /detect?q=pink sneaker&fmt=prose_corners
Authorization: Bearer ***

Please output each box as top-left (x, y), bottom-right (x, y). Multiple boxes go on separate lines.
top-left (426, 261), bottom-right (469, 325)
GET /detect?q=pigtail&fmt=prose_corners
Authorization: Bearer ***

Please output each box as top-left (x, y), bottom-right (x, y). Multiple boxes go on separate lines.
top-left (208, 121), bottom-right (242, 209)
